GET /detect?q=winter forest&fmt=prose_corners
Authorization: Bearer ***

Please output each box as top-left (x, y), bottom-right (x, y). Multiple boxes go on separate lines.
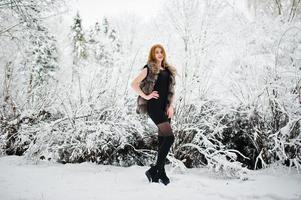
top-left (0, 0), bottom-right (301, 199)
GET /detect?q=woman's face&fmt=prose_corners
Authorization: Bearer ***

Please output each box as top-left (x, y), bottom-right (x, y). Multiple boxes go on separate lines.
top-left (154, 47), bottom-right (164, 62)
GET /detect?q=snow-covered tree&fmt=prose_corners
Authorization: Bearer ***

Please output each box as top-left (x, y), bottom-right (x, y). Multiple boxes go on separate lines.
top-left (0, 0), bottom-right (64, 115)
top-left (71, 11), bottom-right (88, 62)
top-left (23, 23), bottom-right (59, 108)
top-left (86, 17), bottom-right (123, 102)
top-left (246, 0), bottom-right (301, 22)
top-left (87, 17), bottom-right (122, 66)
top-left (70, 11), bottom-right (88, 105)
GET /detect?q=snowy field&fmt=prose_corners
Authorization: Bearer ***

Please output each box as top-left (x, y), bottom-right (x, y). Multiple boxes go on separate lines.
top-left (0, 155), bottom-right (300, 200)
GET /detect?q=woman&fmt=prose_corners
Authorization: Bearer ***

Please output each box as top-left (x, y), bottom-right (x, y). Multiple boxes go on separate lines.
top-left (131, 44), bottom-right (177, 185)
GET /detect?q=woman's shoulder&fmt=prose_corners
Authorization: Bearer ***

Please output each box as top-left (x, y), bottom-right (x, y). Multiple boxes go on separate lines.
top-left (142, 64), bottom-right (149, 76)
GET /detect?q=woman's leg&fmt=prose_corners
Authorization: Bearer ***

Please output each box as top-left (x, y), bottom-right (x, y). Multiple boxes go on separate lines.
top-left (147, 100), bottom-right (174, 181)
top-left (155, 121), bottom-right (175, 173)
top-left (157, 118), bottom-right (171, 150)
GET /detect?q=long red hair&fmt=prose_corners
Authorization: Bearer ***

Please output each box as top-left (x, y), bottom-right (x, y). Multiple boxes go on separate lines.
top-left (147, 44), bottom-right (178, 77)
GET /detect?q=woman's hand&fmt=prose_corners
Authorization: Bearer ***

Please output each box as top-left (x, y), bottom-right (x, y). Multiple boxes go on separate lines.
top-left (144, 91), bottom-right (159, 100)
top-left (166, 105), bottom-right (174, 118)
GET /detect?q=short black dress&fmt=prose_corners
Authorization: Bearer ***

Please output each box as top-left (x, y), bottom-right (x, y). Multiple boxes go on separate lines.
top-left (143, 65), bottom-right (171, 125)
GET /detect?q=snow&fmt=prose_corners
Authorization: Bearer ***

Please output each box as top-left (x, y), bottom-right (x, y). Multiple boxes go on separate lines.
top-left (0, 155), bottom-right (300, 200)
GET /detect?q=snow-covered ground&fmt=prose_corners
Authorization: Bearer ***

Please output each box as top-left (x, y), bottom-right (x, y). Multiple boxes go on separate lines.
top-left (0, 155), bottom-right (300, 200)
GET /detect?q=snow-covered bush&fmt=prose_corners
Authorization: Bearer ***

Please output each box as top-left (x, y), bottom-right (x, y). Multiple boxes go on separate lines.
top-left (2, 102), bottom-right (158, 167)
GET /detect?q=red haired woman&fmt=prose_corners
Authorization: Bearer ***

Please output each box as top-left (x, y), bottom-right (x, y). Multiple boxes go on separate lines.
top-left (131, 44), bottom-right (177, 185)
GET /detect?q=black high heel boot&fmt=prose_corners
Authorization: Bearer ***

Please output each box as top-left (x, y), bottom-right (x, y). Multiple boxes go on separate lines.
top-left (158, 166), bottom-right (170, 185)
top-left (145, 135), bottom-right (165, 183)
top-left (156, 135), bottom-right (175, 185)
top-left (145, 164), bottom-right (159, 182)
top-left (147, 134), bottom-right (166, 182)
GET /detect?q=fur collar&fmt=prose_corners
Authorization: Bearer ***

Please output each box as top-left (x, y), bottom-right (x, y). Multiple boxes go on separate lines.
top-left (147, 60), bottom-right (174, 76)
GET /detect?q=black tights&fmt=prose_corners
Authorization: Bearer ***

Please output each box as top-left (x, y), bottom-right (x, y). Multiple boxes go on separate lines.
top-left (155, 121), bottom-right (175, 171)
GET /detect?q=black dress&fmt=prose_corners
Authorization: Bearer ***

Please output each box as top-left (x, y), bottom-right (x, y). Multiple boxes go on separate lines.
top-left (143, 65), bottom-right (171, 125)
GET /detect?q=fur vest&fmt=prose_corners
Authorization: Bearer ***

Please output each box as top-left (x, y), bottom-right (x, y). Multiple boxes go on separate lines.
top-left (136, 61), bottom-right (176, 115)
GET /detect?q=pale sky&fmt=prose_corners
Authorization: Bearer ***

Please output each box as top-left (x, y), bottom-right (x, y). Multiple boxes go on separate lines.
top-left (67, 0), bottom-right (252, 29)
top-left (71, 0), bottom-right (166, 26)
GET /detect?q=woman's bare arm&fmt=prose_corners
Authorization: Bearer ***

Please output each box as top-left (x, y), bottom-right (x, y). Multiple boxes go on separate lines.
top-left (131, 67), bottom-right (159, 100)
top-left (170, 92), bottom-right (175, 108)
top-left (130, 68), bottom-right (148, 99)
